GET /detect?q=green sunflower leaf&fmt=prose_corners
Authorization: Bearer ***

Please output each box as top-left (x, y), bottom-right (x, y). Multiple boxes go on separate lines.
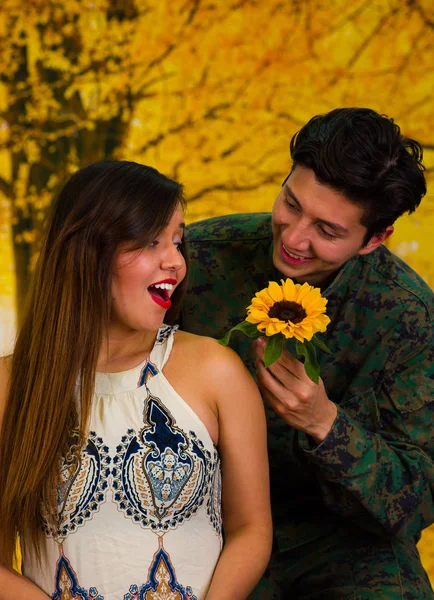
top-left (218, 320), bottom-right (261, 345)
top-left (284, 338), bottom-right (297, 356)
top-left (295, 339), bottom-right (320, 384)
top-left (311, 334), bottom-right (332, 354)
top-left (264, 333), bottom-right (285, 368)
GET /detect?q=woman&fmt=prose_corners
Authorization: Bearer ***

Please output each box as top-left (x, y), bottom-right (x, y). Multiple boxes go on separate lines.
top-left (0, 161), bottom-right (271, 599)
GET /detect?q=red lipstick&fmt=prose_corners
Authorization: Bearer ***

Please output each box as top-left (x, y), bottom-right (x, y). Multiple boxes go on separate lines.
top-left (149, 278), bottom-right (177, 286)
top-left (148, 278), bottom-right (177, 310)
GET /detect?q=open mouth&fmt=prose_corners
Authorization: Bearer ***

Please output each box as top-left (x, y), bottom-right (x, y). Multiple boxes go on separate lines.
top-left (148, 281), bottom-right (174, 310)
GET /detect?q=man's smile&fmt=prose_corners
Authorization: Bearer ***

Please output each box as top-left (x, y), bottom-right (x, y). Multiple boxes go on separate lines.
top-left (280, 242), bottom-right (314, 264)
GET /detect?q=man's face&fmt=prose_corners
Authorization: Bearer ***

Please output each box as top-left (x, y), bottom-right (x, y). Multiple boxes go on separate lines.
top-left (271, 166), bottom-right (392, 287)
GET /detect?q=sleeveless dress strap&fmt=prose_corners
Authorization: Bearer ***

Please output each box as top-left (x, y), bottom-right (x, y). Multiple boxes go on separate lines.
top-left (148, 324), bottom-right (178, 370)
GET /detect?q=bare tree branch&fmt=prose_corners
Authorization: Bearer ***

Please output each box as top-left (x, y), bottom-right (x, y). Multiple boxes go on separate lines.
top-left (138, 116), bottom-right (194, 153)
top-left (413, 1), bottom-right (434, 29)
top-left (319, 6), bottom-right (404, 91)
top-left (188, 171), bottom-right (283, 202)
top-left (347, 9), bottom-right (397, 69)
top-left (0, 176), bottom-right (12, 198)
top-left (395, 94), bottom-right (432, 121)
top-left (328, 0), bottom-right (372, 35)
top-left (180, 0), bottom-right (201, 26)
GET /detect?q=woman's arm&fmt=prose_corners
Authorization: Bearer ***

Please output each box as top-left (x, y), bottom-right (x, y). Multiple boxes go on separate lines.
top-left (203, 340), bottom-right (272, 600)
top-left (0, 566), bottom-right (50, 599)
top-left (0, 360), bottom-right (49, 598)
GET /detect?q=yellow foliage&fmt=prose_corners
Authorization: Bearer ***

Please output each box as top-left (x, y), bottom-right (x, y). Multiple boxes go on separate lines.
top-left (0, 4), bottom-right (431, 289)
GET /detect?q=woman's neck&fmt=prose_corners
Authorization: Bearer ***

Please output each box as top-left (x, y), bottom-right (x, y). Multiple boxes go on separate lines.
top-left (96, 328), bottom-right (157, 373)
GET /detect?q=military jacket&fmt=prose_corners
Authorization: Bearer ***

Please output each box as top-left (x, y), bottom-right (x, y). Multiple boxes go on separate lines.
top-left (181, 213), bottom-right (434, 552)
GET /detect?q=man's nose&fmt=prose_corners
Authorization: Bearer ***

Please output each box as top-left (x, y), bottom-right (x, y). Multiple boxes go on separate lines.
top-left (283, 220), bottom-right (310, 250)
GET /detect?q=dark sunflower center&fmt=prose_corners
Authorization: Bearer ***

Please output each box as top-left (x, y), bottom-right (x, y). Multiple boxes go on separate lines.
top-left (268, 300), bottom-right (306, 323)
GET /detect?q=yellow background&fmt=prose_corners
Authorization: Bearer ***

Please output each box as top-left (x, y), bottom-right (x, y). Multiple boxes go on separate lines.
top-left (1, 0), bottom-right (433, 583)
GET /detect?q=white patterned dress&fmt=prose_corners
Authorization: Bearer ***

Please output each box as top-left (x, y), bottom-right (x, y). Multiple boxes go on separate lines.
top-left (22, 325), bottom-right (223, 600)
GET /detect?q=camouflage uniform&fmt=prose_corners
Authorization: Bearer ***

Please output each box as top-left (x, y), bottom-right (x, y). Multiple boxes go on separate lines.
top-left (181, 213), bottom-right (434, 599)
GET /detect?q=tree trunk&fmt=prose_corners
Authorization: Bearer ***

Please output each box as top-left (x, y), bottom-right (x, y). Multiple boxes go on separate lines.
top-left (11, 221), bottom-right (33, 327)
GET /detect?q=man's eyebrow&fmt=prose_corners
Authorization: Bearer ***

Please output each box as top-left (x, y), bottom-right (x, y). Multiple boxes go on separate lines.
top-left (284, 184), bottom-right (350, 235)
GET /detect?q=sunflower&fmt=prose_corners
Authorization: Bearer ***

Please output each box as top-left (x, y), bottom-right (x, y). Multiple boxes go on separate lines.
top-left (246, 279), bottom-right (330, 342)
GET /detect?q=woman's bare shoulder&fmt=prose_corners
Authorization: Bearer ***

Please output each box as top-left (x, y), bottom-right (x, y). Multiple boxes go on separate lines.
top-left (174, 329), bottom-right (220, 350)
top-left (174, 329), bottom-right (249, 379)
top-left (175, 330), bottom-right (240, 361)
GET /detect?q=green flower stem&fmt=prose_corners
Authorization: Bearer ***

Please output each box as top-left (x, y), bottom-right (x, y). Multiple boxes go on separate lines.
top-left (218, 320), bottom-right (261, 346)
top-left (219, 320), bottom-right (328, 385)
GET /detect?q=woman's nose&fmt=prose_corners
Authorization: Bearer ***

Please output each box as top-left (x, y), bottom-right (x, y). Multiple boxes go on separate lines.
top-left (161, 246), bottom-right (185, 271)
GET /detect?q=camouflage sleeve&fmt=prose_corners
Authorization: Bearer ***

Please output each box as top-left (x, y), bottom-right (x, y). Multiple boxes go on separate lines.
top-left (300, 338), bottom-right (434, 538)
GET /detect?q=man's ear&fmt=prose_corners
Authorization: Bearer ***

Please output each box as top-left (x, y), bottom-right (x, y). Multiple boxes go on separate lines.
top-left (358, 225), bottom-right (394, 256)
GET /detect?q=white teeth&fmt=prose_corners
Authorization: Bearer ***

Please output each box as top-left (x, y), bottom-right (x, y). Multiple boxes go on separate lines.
top-left (154, 283), bottom-right (174, 290)
top-left (283, 245), bottom-right (310, 260)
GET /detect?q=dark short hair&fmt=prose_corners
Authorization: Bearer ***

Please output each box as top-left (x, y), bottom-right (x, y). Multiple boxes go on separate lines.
top-left (289, 108), bottom-right (427, 242)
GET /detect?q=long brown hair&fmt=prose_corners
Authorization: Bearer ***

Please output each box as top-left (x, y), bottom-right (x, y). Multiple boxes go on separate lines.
top-left (0, 160), bottom-right (187, 567)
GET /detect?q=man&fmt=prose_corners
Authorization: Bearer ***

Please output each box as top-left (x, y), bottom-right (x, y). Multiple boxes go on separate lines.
top-left (181, 108), bottom-right (434, 599)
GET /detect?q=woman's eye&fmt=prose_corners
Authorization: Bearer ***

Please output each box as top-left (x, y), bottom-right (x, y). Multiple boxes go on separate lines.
top-left (149, 240), bottom-right (159, 248)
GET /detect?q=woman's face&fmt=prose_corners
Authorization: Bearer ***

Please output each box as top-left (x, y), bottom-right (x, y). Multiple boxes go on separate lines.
top-left (111, 204), bottom-right (186, 334)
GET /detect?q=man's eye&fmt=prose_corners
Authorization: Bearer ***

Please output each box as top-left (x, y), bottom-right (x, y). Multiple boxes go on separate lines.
top-left (284, 198), bottom-right (298, 210)
top-left (319, 227), bottom-right (337, 240)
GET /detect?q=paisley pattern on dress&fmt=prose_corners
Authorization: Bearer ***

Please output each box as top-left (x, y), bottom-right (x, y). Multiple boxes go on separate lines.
top-left (137, 360), bottom-right (159, 388)
top-left (155, 324), bottom-right (178, 345)
top-left (46, 392), bottom-right (220, 539)
top-left (123, 539), bottom-right (197, 600)
top-left (44, 433), bottom-right (111, 542)
top-left (52, 553), bottom-right (103, 600)
top-left (112, 393), bottom-right (219, 531)
top-left (27, 325), bottom-right (223, 599)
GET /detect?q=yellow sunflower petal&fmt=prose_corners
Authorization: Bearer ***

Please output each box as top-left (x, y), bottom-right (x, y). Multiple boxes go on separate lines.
top-left (302, 297), bottom-right (328, 315)
top-left (297, 320), bottom-right (314, 334)
top-left (297, 285), bottom-right (322, 306)
top-left (248, 299), bottom-right (270, 314)
top-left (255, 321), bottom-right (268, 333)
top-left (281, 323), bottom-right (306, 342)
top-left (245, 278), bottom-right (330, 344)
top-left (282, 278), bottom-right (297, 301)
top-left (299, 290), bottom-right (328, 318)
top-left (295, 325), bottom-right (314, 341)
top-left (265, 320), bottom-right (287, 336)
top-left (246, 308), bottom-right (269, 323)
top-left (254, 288), bottom-right (275, 307)
top-left (267, 281), bottom-right (284, 303)
top-left (312, 315), bottom-right (331, 332)
top-left (294, 330), bottom-right (309, 342)
top-left (293, 282), bottom-right (313, 302)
